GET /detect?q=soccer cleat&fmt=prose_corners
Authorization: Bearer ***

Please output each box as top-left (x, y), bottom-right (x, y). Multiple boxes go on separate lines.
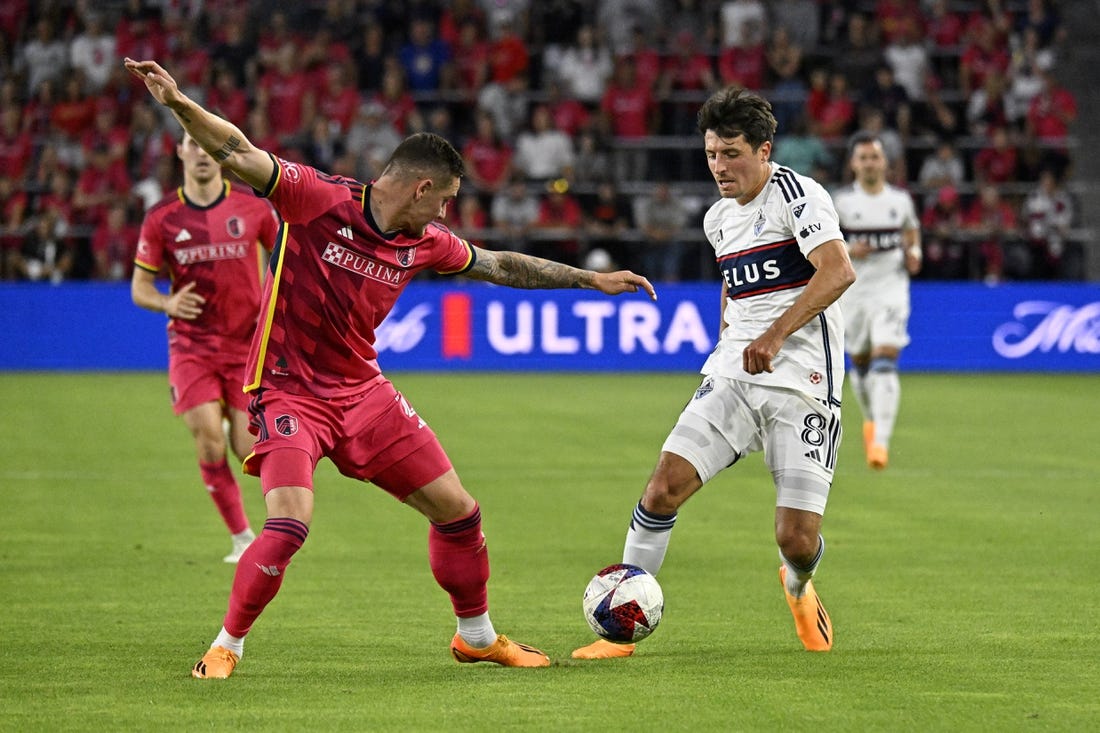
top-left (866, 443), bottom-right (889, 471)
top-left (779, 566), bottom-right (833, 651)
top-left (450, 633), bottom-right (550, 667)
top-left (570, 639), bottom-right (636, 659)
top-left (862, 421), bottom-right (875, 453)
top-left (192, 646), bottom-right (240, 679)
top-left (223, 530), bottom-right (255, 563)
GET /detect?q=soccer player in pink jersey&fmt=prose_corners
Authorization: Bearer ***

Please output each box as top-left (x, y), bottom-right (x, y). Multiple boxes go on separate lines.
top-left (131, 129), bottom-right (280, 564)
top-left (125, 57), bottom-right (656, 677)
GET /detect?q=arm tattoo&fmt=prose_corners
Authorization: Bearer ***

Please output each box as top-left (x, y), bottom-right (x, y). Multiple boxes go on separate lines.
top-left (469, 250), bottom-right (593, 290)
top-left (213, 135), bottom-right (242, 162)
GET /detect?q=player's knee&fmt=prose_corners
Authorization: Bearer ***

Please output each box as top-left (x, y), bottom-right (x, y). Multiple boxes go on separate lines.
top-left (775, 524), bottom-right (819, 566)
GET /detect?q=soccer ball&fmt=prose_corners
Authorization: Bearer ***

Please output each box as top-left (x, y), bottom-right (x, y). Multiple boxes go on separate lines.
top-left (582, 563), bottom-right (664, 643)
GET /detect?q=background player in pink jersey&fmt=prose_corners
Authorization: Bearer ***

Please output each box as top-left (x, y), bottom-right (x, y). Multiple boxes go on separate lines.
top-left (125, 57), bottom-right (656, 678)
top-left (131, 129), bottom-right (279, 563)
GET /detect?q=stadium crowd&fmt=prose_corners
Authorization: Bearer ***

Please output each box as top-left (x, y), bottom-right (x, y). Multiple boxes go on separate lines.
top-left (0, 0), bottom-right (1082, 284)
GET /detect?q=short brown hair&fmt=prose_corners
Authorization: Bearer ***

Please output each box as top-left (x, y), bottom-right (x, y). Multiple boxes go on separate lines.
top-left (384, 132), bottom-right (465, 181)
top-left (696, 87), bottom-right (777, 150)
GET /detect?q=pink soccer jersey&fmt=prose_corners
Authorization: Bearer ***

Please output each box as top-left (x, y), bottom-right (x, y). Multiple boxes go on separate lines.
top-left (245, 156), bottom-right (475, 398)
top-left (135, 181), bottom-right (279, 354)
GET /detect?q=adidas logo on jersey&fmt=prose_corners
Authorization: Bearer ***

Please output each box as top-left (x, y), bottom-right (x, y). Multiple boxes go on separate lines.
top-left (175, 229), bottom-right (193, 243)
top-left (337, 226), bottom-right (354, 240)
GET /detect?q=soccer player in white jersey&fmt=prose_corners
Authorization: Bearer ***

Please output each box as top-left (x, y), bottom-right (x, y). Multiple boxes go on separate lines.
top-left (573, 87), bottom-right (855, 659)
top-left (833, 134), bottom-right (921, 470)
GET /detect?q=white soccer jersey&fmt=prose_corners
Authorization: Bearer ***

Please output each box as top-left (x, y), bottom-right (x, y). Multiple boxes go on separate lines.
top-left (832, 182), bottom-right (919, 299)
top-left (700, 162), bottom-right (846, 406)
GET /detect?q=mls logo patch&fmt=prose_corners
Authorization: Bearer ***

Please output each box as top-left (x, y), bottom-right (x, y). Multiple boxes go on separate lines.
top-left (809, 371), bottom-right (823, 385)
top-left (753, 211), bottom-right (766, 237)
top-left (793, 204), bottom-right (805, 218)
top-left (275, 414), bottom-right (299, 436)
top-left (226, 216), bottom-right (243, 238)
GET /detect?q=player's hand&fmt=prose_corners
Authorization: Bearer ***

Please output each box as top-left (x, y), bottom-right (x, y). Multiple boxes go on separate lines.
top-left (165, 281), bottom-right (206, 320)
top-left (592, 270), bottom-right (657, 301)
top-left (905, 247), bottom-right (922, 275)
top-left (848, 238), bottom-right (871, 259)
top-left (742, 332), bottom-right (782, 374)
top-left (123, 58), bottom-right (184, 108)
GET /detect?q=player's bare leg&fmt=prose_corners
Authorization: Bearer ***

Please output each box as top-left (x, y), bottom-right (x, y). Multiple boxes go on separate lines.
top-left (776, 508), bottom-right (832, 651)
top-left (573, 451), bottom-right (700, 660)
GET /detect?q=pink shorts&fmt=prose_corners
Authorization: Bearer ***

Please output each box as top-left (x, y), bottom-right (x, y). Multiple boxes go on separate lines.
top-left (242, 377), bottom-right (452, 500)
top-left (168, 350), bottom-right (250, 416)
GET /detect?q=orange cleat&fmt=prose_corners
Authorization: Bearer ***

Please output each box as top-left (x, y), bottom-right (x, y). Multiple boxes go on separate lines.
top-left (779, 566), bottom-right (833, 652)
top-left (570, 639), bottom-right (636, 659)
top-left (450, 633), bottom-right (550, 667)
top-left (192, 646), bottom-right (240, 679)
top-left (867, 443), bottom-right (889, 470)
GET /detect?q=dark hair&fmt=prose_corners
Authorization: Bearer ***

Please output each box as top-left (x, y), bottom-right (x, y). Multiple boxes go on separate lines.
top-left (696, 87), bottom-right (777, 149)
top-left (384, 132), bottom-right (465, 181)
top-left (848, 131), bottom-right (883, 158)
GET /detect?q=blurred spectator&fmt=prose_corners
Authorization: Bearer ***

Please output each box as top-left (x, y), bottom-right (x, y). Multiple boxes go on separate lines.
top-left (317, 65), bottom-right (362, 135)
top-left (352, 24), bottom-right (388, 95)
top-left (533, 178), bottom-right (584, 265)
top-left (16, 17), bottom-right (67, 97)
top-left (91, 202), bottom-right (138, 281)
top-left (774, 113), bottom-right (833, 181)
top-left (133, 156), bottom-right (178, 211)
top-left (513, 104), bottom-right (575, 182)
top-left (1025, 65), bottom-right (1077, 177)
top-left (256, 11), bottom-right (300, 75)
top-left (920, 185), bottom-right (967, 279)
top-left (207, 66), bottom-right (250, 128)
top-left (399, 17), bottom-right (453, 92)
top-left (116, 4), bottom-right (169, 66)
top-left (875, 0), bottom-right (924, 45)
top-left (370, 66), bottom-right (418, 134)
top-left (450, 19), bottom-right (491, 101)
top-left (659, 30), bottom-right (718, 134)
top-left (1015, 0), bottom-right (1065, 50)
top-left (835, 12), bottom-right (884, 94)
top-left (301, 28), bottom-right (352, 92)
top-left (765, 26), bottom-right (806, 134)
top-left (462, 110), bottom-right (513, 194)
top-left (972, 126), bottom-right (1018, 184)
top-left (668, 0), bottom-right (715, 48)
top-left (914, 75), bottom-right (961, 142)
top-left (862, 65), bottom-right (911, 134)
top-left (302, 116), bottom-right (346, 172)
top-left (926, 0), bottom-right (965, 49)
top-left (256, 43), bottom-right (313, 144)
top-left (806, 70), bottom-right (856, 141)
top-left (770, 0), bottom-right (820, 50)
top-left (717, 20), bottom-right (767, 92)
top-left (345, 101), bottom-right (403, 181)
top-left (583, 179), bottom-right (632, 272)
top-left (917, 139), bottom-right (966, 193)
top-left (448, 193), bottom-right (489, 237)
top-left (599, 0), bottom-right (662, 55)
top-left (0, 106), bottom-right (33, 181)
top-left (11, 209), bottom-right (73, 284)
top-left (625, 25), bottom-right (663, 91)
top-left (81, 103), bottom-right (130, 170)
top-left (439, 0), bottom-right (487, 48)
top-left (966, 70), bottom-right (1010, 138)
top-left (1007, 28), bottom-right (1054, 126)
top-left (69, 11), bottom-right (117, 93)
top-left (720, 0), bottom-right (767, 49)
top-left (477, 72), bottom-right (529, 140)
top-left (635, 182), bottom-right (691, 282)
top-left (73, 144), bottom-right (133, 228)
top-left (959, 19), bottom-right (1010, 97)
top-left (490, 177), bottom-right (539, 252)
top-left (545, 77), bottom-right (591, 138)
top-left (555, 24), bottom-right (613, 105)
top-left (0, 174), bottom-right (28, 278)
top-left (487, 16), bottom-right (530, 84)
top-left (601, 58), bottom-right (656, 181)
top-left (883, 18), bottom-right (929, 102)
top-left (209, 17), bottom-right (257, 89)
top-left (962, 183), bottom-right (1018, 283)
top-left (572, 129), bottom-right (614, 185)
top-left (127, 102), bottom-right (177, 183)
top-left (170, 26), bottom-right (213, 97)
top-left (51, 76), bottom-right (97, 163)
top-left (1022, 168), bottom-right (1075, 279)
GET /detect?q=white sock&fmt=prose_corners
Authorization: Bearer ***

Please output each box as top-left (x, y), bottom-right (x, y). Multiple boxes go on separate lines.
top-left (781, 535), bottom-right (824, 599)
top-left (867, 359), bottom-right (900, 448)
top-left (212, 627), bottom-right (245, 657)
top-left (456, 613), bottom-right (497, 648)
top-left (848, 366), bottom-right (871, 421)
top-left (232, 528), bottom-right (255, 543)
top-left (623, 502), bottom-right (677, 575)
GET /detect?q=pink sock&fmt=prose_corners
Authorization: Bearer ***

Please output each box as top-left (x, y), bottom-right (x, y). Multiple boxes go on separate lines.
top-left (200, 459), bottom-right (249, 535)
top-left (428, 505), bottom-right (490, 618)
top-left (223, 518), bottom-right (308, 637)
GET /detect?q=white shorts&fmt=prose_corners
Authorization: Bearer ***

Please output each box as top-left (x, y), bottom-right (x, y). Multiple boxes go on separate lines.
top-left (843, 293), bottom-right (911, 354)
top-left (661, 376), bottom-right (841, 515)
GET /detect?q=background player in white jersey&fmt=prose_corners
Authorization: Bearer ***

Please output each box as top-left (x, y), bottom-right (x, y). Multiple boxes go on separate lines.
top-left (833, 134), bottom-right (921, 470)
top-left (573, 87), bottom-right (855, 659)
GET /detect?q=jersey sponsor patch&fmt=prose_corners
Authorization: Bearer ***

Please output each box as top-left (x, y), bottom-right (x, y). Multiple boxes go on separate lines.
top-left (719, 239), bottom-right (816, 300)
top-left (320, 241), bottom-right (407, 286)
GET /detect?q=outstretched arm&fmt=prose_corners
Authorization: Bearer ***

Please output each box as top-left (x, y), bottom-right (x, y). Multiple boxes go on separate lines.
top-left (465, 247), bottom-right (657, 300)
top-left (124, 58), bottom-right (274, 191)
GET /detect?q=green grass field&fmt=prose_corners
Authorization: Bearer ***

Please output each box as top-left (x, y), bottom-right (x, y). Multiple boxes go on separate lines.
top-left (1, 371), bottom-right (1097, 732)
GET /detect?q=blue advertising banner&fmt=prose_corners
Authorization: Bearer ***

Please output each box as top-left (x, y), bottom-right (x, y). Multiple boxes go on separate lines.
top-left (1, 281), bottom-right (1098, 372)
